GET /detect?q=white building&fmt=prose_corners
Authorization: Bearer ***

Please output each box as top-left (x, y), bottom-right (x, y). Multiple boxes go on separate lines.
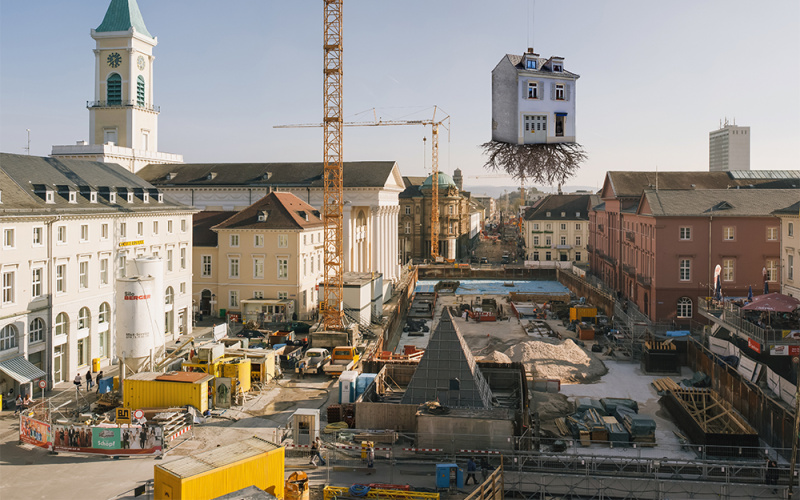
top-left (51, 0), bottom-right (183, 173)
top-left (0, 153), bottom-right (195, 395)
top-left (523, 194), bottom-right (596, 264)
top-left (492, 49), bottom-right (580, 145)
top-left (138, 162), bottom-right (404, 290)
top-left (774, 201), bottom-right (800, 298)
top-left (709, 120), bottom-right (750, 172)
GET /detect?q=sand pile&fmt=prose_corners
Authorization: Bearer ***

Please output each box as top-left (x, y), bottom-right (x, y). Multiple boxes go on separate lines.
top-left (481, 351), bottom-right (512, 363)
top-left (504, 338), bottom-right (607, 383)
top-left (531, 391), bottom-right (574, 421)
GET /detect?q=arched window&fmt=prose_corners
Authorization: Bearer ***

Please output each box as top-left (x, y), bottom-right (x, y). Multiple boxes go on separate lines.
top-left (30, 318), bottom-right (45, 343)
top-left (55, 312), bottom-right (69, 336)
top-left (99, 302), bottom-right (110, 324)
top-left (677, 297), bottom-right (692, 319)
top-left (165, 286), bottom-right (174, 305)
top-left (107, 74), bottom-right (122, 105)
top-left (0, 324), bottom-right (17, 351)
top-left (136, 75), bottom-right (145, 107)
top-left (78, 307), bottom-right (91, 330)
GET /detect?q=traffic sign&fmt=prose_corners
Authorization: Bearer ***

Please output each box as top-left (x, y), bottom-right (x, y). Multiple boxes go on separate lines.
top-left (133, 409), bottom-right (144, 420)
top-left (116, 407), bottom-right (131, 425)
top-left (38, 380), bottom-right (46, 389)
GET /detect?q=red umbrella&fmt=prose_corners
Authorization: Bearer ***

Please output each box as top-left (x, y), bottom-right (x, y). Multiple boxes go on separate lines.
top-left (741, 293), bottom-right (800, 313)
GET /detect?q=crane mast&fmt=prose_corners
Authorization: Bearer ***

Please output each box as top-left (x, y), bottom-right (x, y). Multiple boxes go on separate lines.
top-left (430, 123), bottom-right (440, 260)
top-left (321, 0), bottom-right (344, 331)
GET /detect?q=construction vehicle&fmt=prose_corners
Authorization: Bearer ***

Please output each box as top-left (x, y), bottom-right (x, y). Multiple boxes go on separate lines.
top-left (323, 346), bottom-right (360, 376)
top-left (296, 348), bottom-right (331, 375)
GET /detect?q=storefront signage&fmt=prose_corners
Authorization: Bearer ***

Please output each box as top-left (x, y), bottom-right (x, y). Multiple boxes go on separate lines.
top-left (118, 240), bottom-right (144, 247)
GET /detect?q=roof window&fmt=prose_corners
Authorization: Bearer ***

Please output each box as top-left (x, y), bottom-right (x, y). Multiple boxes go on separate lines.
top-left (207, 172), bottom-right (217, 180)
top-left (258, 211), bottom-right (269, 222)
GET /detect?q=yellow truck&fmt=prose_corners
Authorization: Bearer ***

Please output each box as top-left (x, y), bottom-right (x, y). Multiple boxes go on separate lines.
top-left (323, 346), bottom-right (360, 377)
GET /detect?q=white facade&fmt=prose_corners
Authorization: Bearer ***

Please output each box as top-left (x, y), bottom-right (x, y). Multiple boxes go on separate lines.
top-left (0, 211), bottom-right (194, 390)
top-left (776, 210), bottom-right (800, 298)
top-left (492, 51), bottom-right (579, 145)
top-left (709, 122), bottom-right (750, 172)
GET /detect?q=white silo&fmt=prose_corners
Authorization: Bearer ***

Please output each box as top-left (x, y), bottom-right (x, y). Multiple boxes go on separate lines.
top-left (132, 256), bottom-right (165, 359)
top-left (116, 276), bottom-right (157, 373)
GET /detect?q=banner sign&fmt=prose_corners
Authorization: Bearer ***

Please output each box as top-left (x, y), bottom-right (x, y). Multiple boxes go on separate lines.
top-left (20, 414), bottom-right (51, 449)
top-left (52, 423), bottom-right (163, 455)
top-left (770, 345), bottom-right (800, 357)
top-left (747, 338), bottom-right (762, 354)
top-left (118, 240), bottom-right (144, 247)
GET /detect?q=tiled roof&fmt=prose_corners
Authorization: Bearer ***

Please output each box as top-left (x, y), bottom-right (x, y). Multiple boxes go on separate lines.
top-left (643, 189), bottom-right (800, 217)
top-left (212, 192), bottom-right (323, 231)
top-left (96, 0), bottom-right (152, 38)
top-left (505, 54), bottom-right (580, 79)
top-left (523, 194), bottom-right (593, 221)
top-left (137, 161), bottom-right (398, 189)
top-left (773, 201), bottom-right (800, 216)
top-left (399, 176), bottom-right (426, 198)
top-left (0, 153), bottom-right (190, 214)
top-left (193, 211), bottom-right (236, 247)
top-left (605, 171), bottom-right (800, 199)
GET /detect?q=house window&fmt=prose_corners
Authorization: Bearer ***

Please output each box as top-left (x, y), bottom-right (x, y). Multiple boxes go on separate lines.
top-left (723, 227), bottom-right (734, 240)
top-left (789, 222), bottom-right (794, 237)
top-left (278, 258), bottom-right (289, 279)
top-left (3, 228), bottom-right (14, 248)
top-left (553, 63), bottom-right (562, 72)
top-left (278, 235), bottom-right (288, 248)
top-left (526, 59), bottom-right (536, 69)
top-left (80, 224), bottom-right (89, 242)
top-left (405, 206), bottom-right (411, 215)
top-left (229, 257), bottom-right (240, 278)
top-left (57, 226), bottom-right (66, 243)
top-left (555, 115), bottom-right (565, 136)
top-left (278, 292), bottom-right (288, 300)
top-left (101, 224), bottom-right (108, 239)
top-left (575, 223), bottom-right (581, 230)
top-left (202, 255), bottom-right (212, 277)
top-left (100, 258), bottom-right (108, 285)
top-left (55, 312), bottom-right (68, 336)
top-left (229, 290), bottom-right (239, 308)
top-left (153, 221), bottom-right (159, 235)
top-left (533, 224), bottom-right (539, 230)
top-left (766, 259), bottom-right (778, 282)
top-left (449, 205), bottom-right (454, 215)
top-left (311, 256), bottom-right (315, 273)
top-left (56, 264), bottom-right (66, 292)
top-left (789, 255), bottom-right (794, 280)
top-left (230, 234), bottom-right (239, 247)
top-left (181, 219), bottom-right (187, 232)
top-left (180, 248), bottom-right (186, 269)
top-left (254, 235), bottom-right (264, 247)
top-left (137, 222), bottom-right (143, 236)
top-left (560, 236), bottom-right (566, 245)
top-left (118, 254), bottom-right (127, 278)
top-left (33, 227), bottom-right (43, 245)
top-left (99, 302), bottom-right (110, 325)
top-left (527, 81), bottom-right (538, 99)
top-left (167, 249), bottom-right (173, 272)
top-left (545, 237), bottom-right (551, 246)
top-left (561, 223), bottom-right (566, 230)
top-left (107, 73), bottom-right (122, 105)
top-left (679, 227), bottom-right (691, 240)
top-left (78, 307), bottom-right (91, 330)
top-left (677, 297), bottom-right (692, 318)
top-left (533, 252), bottom-right (539, 261)
top-left (533, 236), bottom-right (539, 246)
top-left (545, 251), bottom-right (552, 261)
top-left (555, 84), bottom-right (565, 100)
top-left (120, 222), bottom-right (127, 238)
top-left (722, 259), bottom-right (734, 282)
top-left (767, 227), bottom-right (778, 241)
top-left (167, 220), bottom-right (173, 234)
top-left (79, 261), bottom-right (89, 289)
top-left (405, 222), bottom-right (411, 234)
top-left (31, 268), bottom-right (43, 298)
top-left (2, 271), bottom-right (14, 304)
top-left (136, 75), bottom-right (145, 107)
top-left (0, 325), bottom-right (16, 351)
top-left (165, 286), bottom-right (174, 306)
top-left (561, 212), bottom-right (566, 218)
top-left (30, 318), bottom-right (44, 344)
top-left (679, 259), bottom-right (691, 281)
top-left (575, 236), bottom-right (581, 246)
top-left (575, 252), bottom-right (582, 261)
top-left (253, 291), bottom-right (264, 299)
top-left (253, 257), bottom-right (264, 278)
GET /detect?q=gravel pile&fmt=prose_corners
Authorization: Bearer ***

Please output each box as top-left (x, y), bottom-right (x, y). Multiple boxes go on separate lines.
top-left (481, 351), bottom-right (512, 363)
top-left (505, 338), bottom-right (607, 383)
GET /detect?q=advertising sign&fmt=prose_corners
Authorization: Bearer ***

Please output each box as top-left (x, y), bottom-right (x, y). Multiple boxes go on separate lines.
top-left (770, 345), bottom-right (800, 357)
top-left (52, 423), bottom-right (163, 455)
top-left (747, 338), bottom-right (762, 354)
top-left (19, 414), bottom-right (51, 449)
top-left (215, 377), bottom-right (232, 409)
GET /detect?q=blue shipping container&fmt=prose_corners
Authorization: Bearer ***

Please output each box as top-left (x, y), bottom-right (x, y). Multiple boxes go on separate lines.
top-left (355, 373), bottom-right (377, 399)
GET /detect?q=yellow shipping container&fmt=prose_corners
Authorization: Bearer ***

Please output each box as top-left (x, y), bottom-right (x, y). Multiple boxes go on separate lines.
top-left (123, 372), bottom-right (212, 413)
top-left (154, 436), bottom-right (284, 500)
top-left (222, 360), bottom-right (252, 393)
top-left (569, 306), bottom-right (597, 323)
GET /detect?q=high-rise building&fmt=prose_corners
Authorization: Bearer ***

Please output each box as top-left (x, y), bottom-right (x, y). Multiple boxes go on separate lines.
top-left (51, 0), bottom-right (183, 173)
top-left (709, 120), bottom-right (750, 172)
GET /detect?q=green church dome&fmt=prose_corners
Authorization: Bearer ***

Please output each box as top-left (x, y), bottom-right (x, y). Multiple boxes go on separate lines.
top-left (421, 172), bottom-right (457, 189)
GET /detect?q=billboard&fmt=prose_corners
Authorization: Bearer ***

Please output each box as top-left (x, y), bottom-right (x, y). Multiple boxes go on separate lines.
top-left (52, 423), bottom-right (163, 455)
top-left (20, 414), bottom-right (51, 449)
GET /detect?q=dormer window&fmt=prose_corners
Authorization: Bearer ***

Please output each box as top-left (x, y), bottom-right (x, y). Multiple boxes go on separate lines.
top-left (561, 212), bottom-right (566, 217)
top-left (553, 64), bottom-right (562, 72)
top-left (90, 192), bottom-right (98, 203)
top-left (526, 60), bottom-right (536, 69)
top-left (46, 191), bottom-right (54, 203)
top-left (546, 211), bottom-right (551, 217)
top-left (166, 172), bottom-right (178, 181)
top-left (207, 172), bottom-right (217, 180)
top-left (157, 193), bottom-right (164, 203)
top-left (127, 193), bottom-right (134, 203)
top-left (258, 211), bottom-right (268, 222)
top-left (69, 192), bottom-right (77, 203)
top-left (143, 192), bottom-right (150, 203)
top-left (109, 192), bottom-right (117, 204)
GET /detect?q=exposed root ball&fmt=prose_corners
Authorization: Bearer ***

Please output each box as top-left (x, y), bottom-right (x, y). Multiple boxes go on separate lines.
top-left (481, 141), bottom-right (587, 186)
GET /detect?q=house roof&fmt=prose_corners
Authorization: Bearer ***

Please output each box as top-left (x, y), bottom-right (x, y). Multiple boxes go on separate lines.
top-left (212, 191), bottom-right (323, 231)
top-left (399, 176), bottom-right (426, 198)
top-left (137, 161), bottom-right (399, 189)
top-left (604, 171), bottom-right (800, 199)
top-left (193, 211), bottom-right (236, 247)
top-left (0, 153), bottom-right (190, 214)
top-left (773, 200), bottom-right (800, 216)
top-left (95, 0), bottom-right (152, 38)
top-left (642, 189), bottom-right (800, 217)
top-left (504, 53), bottom-right (580, 79)
top-left (523, 194), bottom-right (593, 221)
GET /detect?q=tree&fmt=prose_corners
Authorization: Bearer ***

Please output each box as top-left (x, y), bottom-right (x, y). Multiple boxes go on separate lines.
top-left (481, 141), bottom-right (588, 186)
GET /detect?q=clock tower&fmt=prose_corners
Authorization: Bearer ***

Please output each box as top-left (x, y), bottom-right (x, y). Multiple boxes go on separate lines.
top-left (51, 0), bottom-right (182, 173)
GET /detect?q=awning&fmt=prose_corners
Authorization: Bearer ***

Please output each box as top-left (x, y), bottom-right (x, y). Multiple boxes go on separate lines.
top-left (555, 112), bottom-right (568, 117)
top-left (0, 356), bottom-right (47, 384)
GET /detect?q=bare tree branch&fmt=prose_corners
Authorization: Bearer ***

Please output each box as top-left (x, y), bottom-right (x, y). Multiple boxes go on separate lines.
top-left (480, 141), bottom-right (588, 186)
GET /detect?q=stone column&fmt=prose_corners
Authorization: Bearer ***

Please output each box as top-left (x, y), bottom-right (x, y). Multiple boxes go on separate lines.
top-left (342, 205), bottom-right (352, 273)
top-left (371, 206), bottom-right (380, 274)
top-left (392, 206), bottom-right (400, 279)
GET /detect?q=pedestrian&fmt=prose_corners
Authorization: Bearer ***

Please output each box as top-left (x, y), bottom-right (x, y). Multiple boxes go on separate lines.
top-left (14, 394), bottom-right (23, 416)
top-left (86, 370), bottom-right (93, 391)
top-left (309, 437), bottom-right (326, 466)
top-left (95, 371), bottom-right (104, 393)
top-left (298, 360), bottom-right (305, 379)
top-left (367, 442), bottom-right (375, 468)
top-left (465, 457), bottom-right (478, 485)
top-left (480, 457), bottom-right (491, 482)
top-left (766, 459), bottom-right (778, 494)
top-left (73, 373), bottom-right (82, 392)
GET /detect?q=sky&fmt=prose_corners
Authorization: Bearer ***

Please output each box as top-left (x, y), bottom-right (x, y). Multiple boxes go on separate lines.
top-left (1, 0), bottom-right (798, 196)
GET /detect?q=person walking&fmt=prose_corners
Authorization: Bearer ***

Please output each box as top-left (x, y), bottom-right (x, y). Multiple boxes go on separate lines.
top-left (95, 371), bottom-right (104, 393)
top-left (14, 394), bottom-right (23, 416)
top-left (85, 370), bottom-right (93, 391)
top-left (465, 457), bottom-right (478, 485)
top-left (366, 443), bottom-right (375, 468)
top-left (73, 373), bottom-right (82, 392)
top-left (480, 456), bottom-right (492, 482)
top-left (766, 459), bottom-right (778, 494)
top-left (309, 437), bottom-right (326, 466)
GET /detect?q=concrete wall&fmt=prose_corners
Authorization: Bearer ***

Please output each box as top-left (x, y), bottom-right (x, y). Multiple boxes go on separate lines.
top-left (557, 268), bottom-right (615, 317)
top-left (417, 415), bottom-right (514, 452)
top-left (354, 402), bottom-right (418, 432)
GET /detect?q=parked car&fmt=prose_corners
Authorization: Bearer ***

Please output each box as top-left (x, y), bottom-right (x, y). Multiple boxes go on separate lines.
top-left (236, 329), bottom-right (267, 340)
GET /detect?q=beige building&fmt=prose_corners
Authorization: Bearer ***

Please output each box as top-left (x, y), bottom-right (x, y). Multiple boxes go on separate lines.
top-left (51, 0), bottom-right (182, 172)
top-left (523, 194), bottom-right (596, 264)
top-left (192, 192), bottom-right (325, 323)
top-left (0, 153), bottom-right (195, 395)
top-left (774, 201), bottom-right (800, 298)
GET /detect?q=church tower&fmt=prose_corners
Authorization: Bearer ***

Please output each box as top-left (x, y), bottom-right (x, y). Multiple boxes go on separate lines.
top-left (51, 0), bottom-right (182, 173)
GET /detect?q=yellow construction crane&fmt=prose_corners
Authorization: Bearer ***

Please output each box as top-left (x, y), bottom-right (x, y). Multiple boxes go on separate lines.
top-left (276, 108), bottom-right (450, 260)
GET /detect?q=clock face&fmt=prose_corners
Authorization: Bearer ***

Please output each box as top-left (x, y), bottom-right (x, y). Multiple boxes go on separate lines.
top-left (137, 55), bottom-right (145, 71)
top-left (107, 52), bottom-right (122, 68)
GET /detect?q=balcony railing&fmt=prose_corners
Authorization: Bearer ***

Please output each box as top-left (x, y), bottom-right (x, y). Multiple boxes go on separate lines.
top-left (623, 264), bottom-right (636, 275)
top-left (636, 273), bottom-right (651, 287)
top-left (697, 297), bottom-right (792, 347)
top-left (87, 100), bottom-right (160, 113)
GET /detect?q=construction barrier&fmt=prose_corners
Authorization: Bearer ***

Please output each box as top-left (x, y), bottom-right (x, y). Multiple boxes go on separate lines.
top-left (323, 486), bottom-right (439, 499)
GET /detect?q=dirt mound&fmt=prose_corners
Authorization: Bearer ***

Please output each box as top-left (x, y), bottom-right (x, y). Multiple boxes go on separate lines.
top-left (504, 338), bottom-right (607, 383)
top-left (481, 351), bottom-right (513, 363)
top-left (531, 391), bottom-right (574, 421)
